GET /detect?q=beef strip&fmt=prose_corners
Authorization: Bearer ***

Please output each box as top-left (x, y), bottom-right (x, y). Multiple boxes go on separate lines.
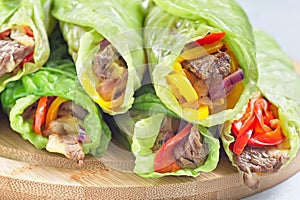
top-left (47, 134), bottom-right (85, 167)
top-left (96, 71), bottom-right (128, 101)
top-left (44, 115), bottom-right (90, 166)
top-left (60, 135), bottom-right (85, 162)
top-left (93, 43), bottom-right (128, 100)
top-left (93, 43), bottom-right (127, 81)
top-left (22, 101), bottom-right (37, 120)
top-left (57, 101), bottom-right (88, 120)
top-left (0, 40), bottom-right (34, 77)
top-left (42, 115), bottom-right (81, 137)
top-left (181, 51), bottom-right (231, 80)
top-left (243, 172), bottom-right (260, 190)
top-left (174, 125), bottom-right (208, 169)
top-left (152, 116), bottom-right (181, 152)
top-left (234, 146), bottom-right (290, 174)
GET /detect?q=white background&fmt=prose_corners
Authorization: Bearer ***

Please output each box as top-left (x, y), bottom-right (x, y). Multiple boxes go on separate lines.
top-left (235, 1), bottom-right (300, 199)
top-left (236, 0), bottom-right (300, 62)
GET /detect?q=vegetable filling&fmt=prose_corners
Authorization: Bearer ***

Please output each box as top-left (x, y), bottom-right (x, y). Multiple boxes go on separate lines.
top-left (230, 94), bottom-right (290, 188)
top-left (0, 25), bottom-right (35, 78)
top-left (23, 96), bottom-right (90, 166)
top-left (167, 32), bottom-right (245, 119)
top-left (153, 117), bottom-right (209, 173)
top-left (92, 39), bottom-right (128, 105)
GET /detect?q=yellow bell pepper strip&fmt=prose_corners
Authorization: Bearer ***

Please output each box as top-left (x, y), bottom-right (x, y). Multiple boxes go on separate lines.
top-left (195, 32), bottom-right (226, 46)
top-left (183, 106), bottom-right (209, 121)
top-left (33, 96), bottom-right (48, 134)
top-left (45, 97), bottom-right (68, 129)
top-left (176, 32), bottom-right (225, 62)
top-left (225, 81), bottom-right (244, 109)
top-left (173, 61), bottom-right (186, 75)
top-left (166, 74), bottom-right (198, 102)
top-left (178, 41), bottom-right (224, 61)
top-left (80, 70), bottom-right (124, 110)
top-left (154, 123), bottom-right (193, 173)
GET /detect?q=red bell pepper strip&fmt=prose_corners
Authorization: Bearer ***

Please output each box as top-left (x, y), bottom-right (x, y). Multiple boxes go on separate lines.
top-left (99, 39), bottom-right (110, 51)
top-left (232, 113), bottom-right (255, 155)
top-left (24, 26), bottom-right (34, 37)
top-left (154, 123), bottom-right (193, 173)
top-left (195, 32), bottom-right (226, 46)
top-left (253, 98), bottom-right (274, 129)
top-left (19, 26), bottom-right (35, 68)
top-left (231, 97), bottom-right (286, 154)
top-left (232, 121), bottom-right (242, 137)
top-left (254, 119), bottom-right (267, 134)
top-left (233, 129), bottom-right (253, 155)
top-left (20, 52), bottom-right (34, 68)
top-left (248, 125), bottom-right (285, 146)
top-left (240, 99), bottom-right (255, 122)
top-left (33, 96), bottom-right (48, 134)
top-left (236, 114), bottom-right (256, 138)
top-left (0, 29), bottom-right (11, 39)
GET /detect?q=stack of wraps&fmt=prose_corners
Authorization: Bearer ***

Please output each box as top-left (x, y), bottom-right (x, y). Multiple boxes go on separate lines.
top-left (144, 0), bottom-right (258, 126)
top-left (51, 0), bottom-right (146, 115)
top-left (221, 31), bottom-right (300, 189)
top-left (0, 0), bottom-right (52, 92)
top-left (1, 60), bottom-right (111, 166)
top-left (110, 0), bottom-right (258, 178)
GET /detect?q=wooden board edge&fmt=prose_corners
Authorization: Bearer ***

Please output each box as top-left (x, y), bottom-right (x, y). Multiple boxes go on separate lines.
top-left (0, 151), bottom-right (299, 200)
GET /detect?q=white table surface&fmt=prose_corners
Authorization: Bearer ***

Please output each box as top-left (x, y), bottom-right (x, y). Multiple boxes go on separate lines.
top-left (235, 1), bottom-right (300, 199)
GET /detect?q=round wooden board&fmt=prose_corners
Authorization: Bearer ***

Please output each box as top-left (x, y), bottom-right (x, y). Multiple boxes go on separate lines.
top-left (0, 61), bottom-right (300, 200)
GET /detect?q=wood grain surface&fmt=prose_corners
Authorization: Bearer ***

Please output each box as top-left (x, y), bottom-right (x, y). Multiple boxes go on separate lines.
top-left (0, 62), bottom-right (300, 200)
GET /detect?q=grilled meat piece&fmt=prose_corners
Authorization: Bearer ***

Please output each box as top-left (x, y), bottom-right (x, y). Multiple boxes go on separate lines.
top-left (43, 115), bottom-right (90, 166)
top-left (93, 43), bottom-right (127, 81)
top-left (174, 125), bottom-right (208, 169)
top-left (234, 146), bottom-right (290, 174)
top-left (243, 171), bottom-right (260, 190)
top-left (96, 71), bottom-right (128, 101)
top-left (46, 134), bottom-right (85, 166)
top-left (181, 52), bottom-right (231, 80)
top-left (0, 40), bottom-right (34, 77)
top-left (93, 43), bottom-right (128, 100)
top-left (57, 101), bottom-right (88, 120)
top-left (152, 116), bottom-right (181, 152)
top-left (22, 102), bottom-right (37, 120)
top-left (42, 115), bottom-right (82, 137)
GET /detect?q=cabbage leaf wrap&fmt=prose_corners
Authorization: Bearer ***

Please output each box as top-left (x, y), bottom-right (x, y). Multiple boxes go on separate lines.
top-left (51, 0), bottom-right (146, 115)
top-left (144, 0), bottom-right (258, 126)
top-left (0, 0), bottom-right (51, 92)
top-left (113, 85), bottom-right (220, 178)
top-left (1, 60), bottom-right (111, 158)
top-left (221, 30), bottom-right (300, 174)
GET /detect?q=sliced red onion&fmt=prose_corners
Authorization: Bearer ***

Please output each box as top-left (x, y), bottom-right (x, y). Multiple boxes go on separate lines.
top-left (209, 68), bottom-right (244, 101)
top-left (99, 39), bottom-right (110, 51)
top-left (78, 125), bottom-right (87, 144)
